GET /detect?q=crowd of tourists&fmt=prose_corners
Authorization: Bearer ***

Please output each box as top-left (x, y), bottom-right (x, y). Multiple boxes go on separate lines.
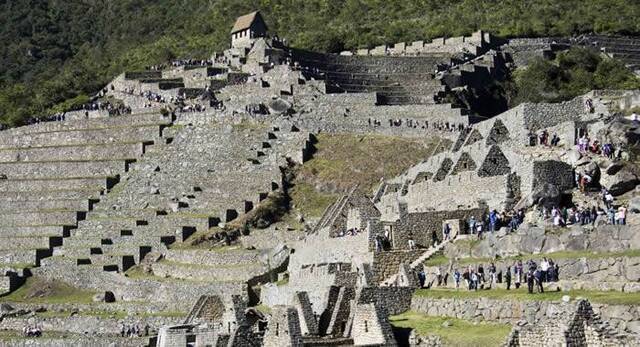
top-left (170, 58), bottom-right (213, 68)
top-left (531, 129), bottom-right (622, 162)
top-left (380, 118), bottom-right (468, 133)
top-left (419, 258), bottom-right (559, 295)
top-left (22, 325), bottom-right (42, 337)
top-left (120, 323), bottom-right (149, 338)
top-left (466, 208), bottom-right (526, 238)
top-left (337, 227), bottom-right (363, 237)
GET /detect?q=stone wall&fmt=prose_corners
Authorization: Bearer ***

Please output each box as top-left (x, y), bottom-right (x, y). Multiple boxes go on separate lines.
top-left (411, 296), bottom-right (640, 336)
top-left (393, 208), bottom-right (486, 249)
top-left (372, 250), bottom-right (423, 284)
top-left (0, 315), bottom-right (180, 336)
top-left (358, 287), bottom-right (414, 315)
top-left (444, 225), bottom-right (640, 260)
top-left (351, 303), bottom-right (397, 346)
top-left (532, 160), bottom-right (574, 193)
top-left (263, 306), bottom-right (303, 347)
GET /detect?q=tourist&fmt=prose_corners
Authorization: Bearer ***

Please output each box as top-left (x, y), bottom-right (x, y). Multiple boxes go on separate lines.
top-left (585, 97), bottom-right (594, 113)
top-left (548, 259), bottom-right (557, 282)
top-left (431, 229), bottom-right (439, 246)
top-left (408, 238), bottom-right (416, 250)
top-left (454, 268), bottom-right (461, 290)
top-left (526, 269), bottom-right (535, 294)
top-left (418, 269), bottom-right (426, 288)
top-left (477, 264), bottom-right (485, 288)
top-left (470, 270), bottom-right (479, 291)
top-left (505, 266), bottom-right (512, 290)
top-left (550, 133), bottom-right (560, 146)
top-left (534, 269), bottom-right (544, 293)
top-left (515, 260), bottom-right (523, 289)
top-left (488, 262), bottom-right (497, 288)
top-left (607, 207), bottom-right (616, 225)
top-left (489, 210), bottom-right (498, 232)
top-left (540, 257), bottom-right (549, 282)
top-left (468, 216), bottom-right (476, 234)
top-left (618, 205), bottom-right (627, 225)
top-left (591, 206), bottom-right (598, 226)
top-left (443, 222), bottom-right (451, 240)
top-left (463, 268), bottom-right (470, 289)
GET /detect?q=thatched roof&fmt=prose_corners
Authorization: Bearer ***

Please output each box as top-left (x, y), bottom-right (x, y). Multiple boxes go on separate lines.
top-left (231, 11), bottom-right (265, 34)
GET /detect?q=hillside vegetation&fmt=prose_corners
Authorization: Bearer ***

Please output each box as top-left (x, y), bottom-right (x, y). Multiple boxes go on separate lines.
top-left (511, 47), bottom-right (640, 105)
top-left (2, 0), bottom-right (640, 125)
top-left (291, 134), bottom-right (443, 218)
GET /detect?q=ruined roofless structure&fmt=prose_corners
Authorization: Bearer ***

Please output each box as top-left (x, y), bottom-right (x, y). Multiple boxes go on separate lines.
top-left (1, 10), bottom-right (640, 347)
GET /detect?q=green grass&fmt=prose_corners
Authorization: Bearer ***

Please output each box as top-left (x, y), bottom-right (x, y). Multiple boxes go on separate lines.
top-left (0, 277), bottom-right (96, 304)
top-left (415, 288), bottom-right (640, 305)
top-left (389, 311), bottom-right (511, 347)
top-left (298, 133), bottom-right (442, 193)
top-left (255, 304), bottom-right (272, 314)
top-left (289, 182), bottom-right (338, 218)
top-left (290, 133), bottom-right (443, 218)
top-left (0, 263), bottom-right (33, 269)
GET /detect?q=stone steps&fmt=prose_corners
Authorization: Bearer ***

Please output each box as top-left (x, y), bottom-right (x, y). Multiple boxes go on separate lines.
top-left (163, 249), bottom-right (260, 266)
top-left (0, 177), bottom-right (112, 193)
top-left (0, 225), bottom-right (67, 238)
top-left (0, 211), bottom-right (81, 227)
top-left (0, 142), bottom-right (145, 163)
top-left (0, 249), bottom-right (45, 266)
top-left (0, 125), bottom-right (162, 149)
top-left (0, 235), bottom-right (61, 250)
top-left (0, 190), bottom-right (102, 202)
top-left (88, 208), bottom-right (159, 220)
top-left (0, 160), bottom-right (129, 180)
top-left (6, 112), bottom-right (170, 135)
top-left (151, 260), bottom-right (265, 282)
top-left (0, 199), bottom-right (92, 213)
top-left (60, 234), bottom-right (170, 251)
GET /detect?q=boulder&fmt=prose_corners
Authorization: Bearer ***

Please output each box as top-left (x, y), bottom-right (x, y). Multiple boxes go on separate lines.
top-left (581, 161), bottom-right (600, 181)
top-left (565, 150), bottom-right (582, 166)
top-left (540, 234), bottom-right (564, 253)
top-left (605, 162), bottom-right (624, 175)
top-left (600, 166), bottom-right (639, 196)
top-left (530, 183), bottom-right (561, 209)
top-left (598, 117), bottom-right (640, 146)
top-left (629, 197), bottom-right (640, 213)
top-left (267, 98), bottom-right (293, 115)
top-left (0, 303), bottom-right (14, 313)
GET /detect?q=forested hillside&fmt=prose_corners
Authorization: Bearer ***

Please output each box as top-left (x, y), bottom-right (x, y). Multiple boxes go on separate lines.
top-left (1, 0), bottom-right (640, 126)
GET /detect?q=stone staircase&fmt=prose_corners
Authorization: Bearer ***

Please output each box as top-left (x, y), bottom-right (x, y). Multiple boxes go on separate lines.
top-left (380, 236), bottom-right (455, 286)
top-left (0, 111), bottom-right (171, 294)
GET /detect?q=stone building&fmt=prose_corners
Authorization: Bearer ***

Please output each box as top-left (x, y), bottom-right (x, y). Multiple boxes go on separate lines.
top-left (506, 299), bottom-right (638, 346)
top-left (231, 11), bottom-right (268, 48)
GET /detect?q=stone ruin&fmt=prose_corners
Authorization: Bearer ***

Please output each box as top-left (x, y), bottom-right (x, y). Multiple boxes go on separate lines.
top-left (0, 10), bottom-right (640, 347)
top-left (506, 299), bottom-right (639, 346)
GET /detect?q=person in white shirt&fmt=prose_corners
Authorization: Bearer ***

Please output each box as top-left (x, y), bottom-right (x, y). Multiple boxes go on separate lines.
top-left (618, 205), bottom-right (627, 225)
top-left (540, 258), bottom-right (550, 282)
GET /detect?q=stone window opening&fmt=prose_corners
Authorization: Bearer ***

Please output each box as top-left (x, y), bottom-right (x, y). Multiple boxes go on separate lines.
top-left (364, 320), bottom-right (368, 332)
top-left (276, 323), bottom-right (279, 336)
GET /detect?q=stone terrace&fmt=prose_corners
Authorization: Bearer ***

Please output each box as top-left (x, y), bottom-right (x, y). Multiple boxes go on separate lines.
top-left (31, 115), bottom-right (310, 310)
top-left (289, 48), bottom-right (452, 105)
top-left (0, 111), bottom-right (171, 295)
